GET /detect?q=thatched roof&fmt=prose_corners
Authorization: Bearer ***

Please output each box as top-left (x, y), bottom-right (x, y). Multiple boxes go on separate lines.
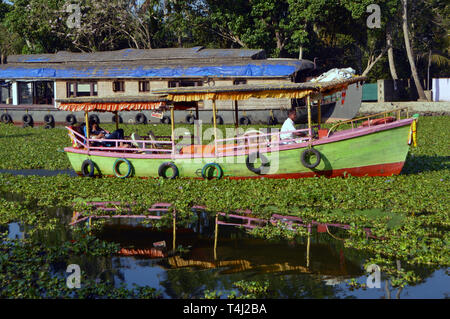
top-left (152, 76), bottom-right (366, 102)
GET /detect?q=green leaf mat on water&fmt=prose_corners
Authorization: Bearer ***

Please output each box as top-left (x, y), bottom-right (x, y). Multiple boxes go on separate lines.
top-left (0, 117), bottom-right (449, 296)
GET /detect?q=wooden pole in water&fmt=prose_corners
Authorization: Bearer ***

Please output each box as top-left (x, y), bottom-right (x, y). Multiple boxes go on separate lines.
top-left (173, 212), bottom-right (176, 252)
top-left (306, 224), bottom-right (311, 268)
top-left (214, 214), bottom-right (219, 261)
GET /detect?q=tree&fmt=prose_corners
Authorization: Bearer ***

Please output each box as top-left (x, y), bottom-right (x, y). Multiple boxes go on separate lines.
top-left (3, 0), bottom-right (70, 53)
top-left (0, 1), bottom-right (24, 61)
top-left (401, 0), bottom-right (427, 100)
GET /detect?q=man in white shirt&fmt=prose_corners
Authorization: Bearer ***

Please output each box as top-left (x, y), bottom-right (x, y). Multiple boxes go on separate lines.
top-left (280, 109), bottom-right (306, 142)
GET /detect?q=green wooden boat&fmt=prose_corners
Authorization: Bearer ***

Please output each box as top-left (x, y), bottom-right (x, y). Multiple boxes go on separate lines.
top-left (60, 77), bottom-right (418, 179)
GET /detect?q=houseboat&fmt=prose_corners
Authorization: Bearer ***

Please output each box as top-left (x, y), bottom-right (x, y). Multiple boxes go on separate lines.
top-left (0, 47), bottom-right (363, 126)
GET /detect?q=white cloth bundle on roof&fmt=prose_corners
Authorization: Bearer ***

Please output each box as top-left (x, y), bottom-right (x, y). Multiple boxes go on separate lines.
top-left (310, 68), bottom-right (356, 82)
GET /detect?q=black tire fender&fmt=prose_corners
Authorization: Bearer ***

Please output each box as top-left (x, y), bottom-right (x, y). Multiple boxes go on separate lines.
top-left (135, 113), bottom-right (147, 124)
top-left (23, 114), bottom-right (33, 124)
top-left (239, 116), bottom-right (251, 126)
top-left (161, 116), bottom-right (171, 125)
top-left (185, 114), bottom-right (196, 124)
top-left (66, 114), bottom-right (77, 125)
top-left (246, 152), bottom-right (270, 175)
top-left (268, 116), bottom-right (278, 125)
top-left (44, 114), bottom-right (55, 124)
top-left (112, 114), bottom-right (123, 124)
top-left (158, 162), bottom-right (179, 179)
top-left (300, 148), bottom-right (321, 169)
top-left (201, 163), bottom-right (224, 180)
top-left (113, 158), bottom-right (133, 179)
top-left (1, 114), bottom-right (12, 124)
top-left (81, 159), bottom-right (95, 177)
top-left (89, 114), bottom-right (100, 124)
top-left (212, 115), bottom-right (224, 125)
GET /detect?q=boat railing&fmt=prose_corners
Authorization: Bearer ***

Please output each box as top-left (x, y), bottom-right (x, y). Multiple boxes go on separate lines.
top-left (216, 128), bottom-right (312, 155)
top-left (327, 107), bottom-right (410, 137)
top-left (88, 138), bottom-right (174, 154)
top-left (66, 126), bottom-right (175, 154)
top-left (66, 126), bottom-right (88, 149)
top-left (67, 125), bottom-right (313, 156)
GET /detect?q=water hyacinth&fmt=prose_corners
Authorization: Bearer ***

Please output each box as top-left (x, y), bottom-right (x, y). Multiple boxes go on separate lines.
top-left (0, 116), bottom-right (448, 297)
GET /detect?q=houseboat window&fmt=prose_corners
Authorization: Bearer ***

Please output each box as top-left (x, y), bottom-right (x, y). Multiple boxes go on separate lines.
top-left (139, 81), bottom-right (150, 92)
top-left (66, 82), bottom-right (98, 97)
top-left (34, 81), bottom-right (54, 104)
top-left (113, 81), bottom-right (125, 92)
top-left (18, 82), bottom-right (33, 104)
top-left (0, 82), bottom-right (11, 104)
top-left (17, 81), bottom-right (54, 105)
top-left (168, 80), bottom-right (203, 88)
top-left (77, 83), bottom-right (92, 97)
top-left (233, 79), bottom-right (247, 85)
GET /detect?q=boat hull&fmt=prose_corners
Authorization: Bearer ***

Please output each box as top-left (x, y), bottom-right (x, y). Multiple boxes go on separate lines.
top-left (65, 120), bottom-right (412, 179)
top-left (296, 83), bottom-right (363, 123)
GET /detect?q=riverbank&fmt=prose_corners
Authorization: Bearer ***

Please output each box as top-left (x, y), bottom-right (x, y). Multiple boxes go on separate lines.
top-left (360, 101), bottom-right (450, 115)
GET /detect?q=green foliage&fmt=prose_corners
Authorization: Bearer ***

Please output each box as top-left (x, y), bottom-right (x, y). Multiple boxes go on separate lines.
top-left (0, 116), bottom-right (448, 291)
top-left (0, 228), bottom-right (161, 298)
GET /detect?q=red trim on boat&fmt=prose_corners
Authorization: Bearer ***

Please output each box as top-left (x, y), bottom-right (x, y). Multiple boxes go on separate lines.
top-left (226, 162), bottom-right (406, 180)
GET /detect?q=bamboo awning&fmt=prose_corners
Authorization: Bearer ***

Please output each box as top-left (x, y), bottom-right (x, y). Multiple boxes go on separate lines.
top-left (152, 76), bottom-right (366, 102)
top-left (56, 96), bottom-right (168, 112)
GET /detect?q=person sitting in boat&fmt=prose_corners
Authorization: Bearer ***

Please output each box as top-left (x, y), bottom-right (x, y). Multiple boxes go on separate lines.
top-left (280, 109), bottom-right (306, 143)
top-left (89, 122), bottom-right (128, 148)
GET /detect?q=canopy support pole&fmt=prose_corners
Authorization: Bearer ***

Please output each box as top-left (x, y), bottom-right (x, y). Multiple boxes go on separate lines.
top-left (195, 104), bottom-right (199, 121)
top-left (234, 100), bottom-right (239, 129)
top-left (170, 107), bottom-right (175, 155)
top-left (195, 104), bottom-right (200, 145)
top-left (307, 95), bottom-right (312, 138)
top-left (234, 100), bottom-right (239, 138)
top-left (317, 99), bottom-right (321, 129)
top-left (84, 111), bottom-right (90, 150)
top-left (212, 99), bottom-right (218, 156)
top-left (114, 111), bottom-right (119, 130)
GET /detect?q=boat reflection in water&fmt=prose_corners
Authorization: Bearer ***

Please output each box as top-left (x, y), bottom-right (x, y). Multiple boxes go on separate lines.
top-left (95, 210), bottom-right (364, 298)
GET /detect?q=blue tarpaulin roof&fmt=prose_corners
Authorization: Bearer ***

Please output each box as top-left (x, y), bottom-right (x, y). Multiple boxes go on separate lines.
top-left (0, 60), bottom-right (314, 79)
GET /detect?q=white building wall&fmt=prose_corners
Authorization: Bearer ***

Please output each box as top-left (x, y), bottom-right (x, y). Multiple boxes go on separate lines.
top-left (12, 81), bottom-right (18, 105)
top-left (433, 78), bottom-right (450, 101)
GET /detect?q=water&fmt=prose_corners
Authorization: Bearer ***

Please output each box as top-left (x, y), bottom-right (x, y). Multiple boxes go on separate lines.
top-left (3, 216), bottom-right (448, 299)
top-left (0, 169), bottom-right (77, 177)
top-left (1, 192), bottom-right (448, 299)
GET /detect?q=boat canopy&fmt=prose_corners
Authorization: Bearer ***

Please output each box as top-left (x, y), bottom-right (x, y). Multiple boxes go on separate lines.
top-left (56, 96), bottom-right (168, 112)
top-left (152, 76), bottom-right (366, 102)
